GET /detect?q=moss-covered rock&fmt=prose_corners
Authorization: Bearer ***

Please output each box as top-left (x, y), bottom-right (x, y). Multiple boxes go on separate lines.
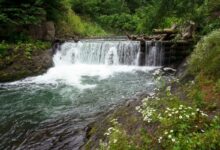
top-left (0, 42), bottom-right (53, 82)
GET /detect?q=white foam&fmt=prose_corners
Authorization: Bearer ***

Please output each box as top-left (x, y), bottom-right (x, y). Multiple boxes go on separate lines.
top-left (42, 64), bottom-right (156, 87)
top-left (1, 41), bottom-right (160, 90)
top-left (4, 64), bottom-right (157, 90)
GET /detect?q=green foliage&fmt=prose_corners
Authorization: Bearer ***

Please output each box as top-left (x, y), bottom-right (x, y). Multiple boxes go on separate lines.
top-left (0, 1), bottom-right (46, 25)
top-left (0, 42), bottom-right (9, 56)
top-left (1, 0), bottom-right (219, 36)
top-left (71, 0), bottom-right (217, 34)
top-left (71, 0), bottom-right (153, 33)
top-left (99, 119), bottom-right (152, 150)
top-left (207, 0), bottom-right (220, 13)
top-left (188, 84), bottom-right (205, 108)
top-left (0, 0), bottom-right (72, 25)
top-left (0, 0), bottom-right (106, 40)
top-left (215, 79), bottom-right (220, 93)
top-left (98, 13), bottom-right (140, 33)
top-left (72, 0), bottom-right (131, 17)
top-left (99, 119), bottom-right (133, 150)
top-left (0, 41), bottom-right (50, 58)
top-left (99, 78), bottom-right (220, 150)
top-left (56, 4), bottom-right (106, 37)
top-left (188, 29), bottom-right (220, 78)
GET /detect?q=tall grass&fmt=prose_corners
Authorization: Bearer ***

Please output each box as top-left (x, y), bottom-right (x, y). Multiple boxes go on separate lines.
top-left (56, 5), bottom-right (107, 37)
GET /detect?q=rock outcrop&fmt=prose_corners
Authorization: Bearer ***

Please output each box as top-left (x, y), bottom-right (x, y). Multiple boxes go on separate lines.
top-left (28, 21), bottom-right (55, 41)
top-left (0, 49), bottom-right (53, 82)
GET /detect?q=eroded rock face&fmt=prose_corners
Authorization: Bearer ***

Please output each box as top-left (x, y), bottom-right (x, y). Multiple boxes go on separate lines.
top-left (29, 21), bottom-right (55, 41)
top-left (44, 21), bottom-right (56, 41)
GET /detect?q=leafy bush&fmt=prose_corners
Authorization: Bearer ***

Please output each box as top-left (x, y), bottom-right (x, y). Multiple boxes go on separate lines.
top-left (188, 29), bottom-right (220, 78)
top-left (98, 13), bottom-right (140, 33)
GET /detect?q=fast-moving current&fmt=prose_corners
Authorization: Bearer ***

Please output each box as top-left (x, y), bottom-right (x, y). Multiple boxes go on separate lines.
top-left (0, 39), bottom-right (163, 150)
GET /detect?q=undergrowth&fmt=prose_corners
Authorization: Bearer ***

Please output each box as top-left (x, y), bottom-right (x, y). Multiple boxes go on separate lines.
top-left (0, 41), bottom-right (50, 59)
top-left (98, 79), bottom-right (220, 150)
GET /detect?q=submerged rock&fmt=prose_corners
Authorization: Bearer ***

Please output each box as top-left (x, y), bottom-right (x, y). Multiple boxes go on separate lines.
top-left (162, 67), bottom-right (176, 75)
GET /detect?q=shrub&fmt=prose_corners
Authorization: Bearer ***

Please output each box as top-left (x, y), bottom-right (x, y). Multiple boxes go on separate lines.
top-left (188, 29), bottom-right (220, 79)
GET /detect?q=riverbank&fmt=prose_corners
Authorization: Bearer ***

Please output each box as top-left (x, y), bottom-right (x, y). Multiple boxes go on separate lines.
top-left (0, 41), bottom-right (53, 82)
top-left (82, 30), bottom-right (220, 150)
top-left (82, 70), bottom-right (220, 150)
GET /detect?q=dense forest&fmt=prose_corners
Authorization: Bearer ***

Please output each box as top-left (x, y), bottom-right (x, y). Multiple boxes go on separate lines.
top-left (0, 0), bottom-right (220, 39)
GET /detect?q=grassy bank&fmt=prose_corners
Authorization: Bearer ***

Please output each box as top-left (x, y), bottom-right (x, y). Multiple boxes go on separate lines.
top-left (84, 29), bottom-right (220, 150)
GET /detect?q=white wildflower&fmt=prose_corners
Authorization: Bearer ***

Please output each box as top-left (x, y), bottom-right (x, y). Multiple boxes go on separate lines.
top-left (166, 107), bottom-right (171, 111)
top-left (158, 137), bottom-right (163, 143)
top-left (136, 106), bottom-right (141, 111)
top-left (104, 132), bottom-right (110, 136)
top-left (168, 135), bottom-right (172, 139)
top-left (201, 112), bottom-right (208, 117)
top-left (166, 86), bottom-right (171, 92)
top-left (171, 138), bottom-right (176, 142)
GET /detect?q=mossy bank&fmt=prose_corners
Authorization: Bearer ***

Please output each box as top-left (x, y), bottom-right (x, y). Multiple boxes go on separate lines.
top-left (0, 41), bottom-right (53, 82)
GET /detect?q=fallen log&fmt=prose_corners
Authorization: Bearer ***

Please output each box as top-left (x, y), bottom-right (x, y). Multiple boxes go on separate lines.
top-left (153, 29), bottom-right (178, 34)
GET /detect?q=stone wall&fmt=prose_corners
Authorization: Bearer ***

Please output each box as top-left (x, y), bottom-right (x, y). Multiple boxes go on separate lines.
top-left (162, 41), bottom-right (194, 67)
top-left (138, 40), bottom-right (194, 68)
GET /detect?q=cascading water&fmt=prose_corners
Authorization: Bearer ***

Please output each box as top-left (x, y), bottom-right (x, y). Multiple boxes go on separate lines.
top-left (0, 39), bottom-right (163, 150)
top-left (55, 40), bottom-right (141, 66)
top-left (53, 39), bottom-right (164, 67)
top-left (145, 41), bottom-right (164, 66)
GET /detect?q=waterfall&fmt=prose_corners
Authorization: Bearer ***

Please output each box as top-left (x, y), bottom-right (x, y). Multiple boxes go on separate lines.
top-left (54, 39), bottom-right (164, 67)
top-left (145, 41), bottom-right (164, 66)
top-left (54, 40), bottom-right (140, 66)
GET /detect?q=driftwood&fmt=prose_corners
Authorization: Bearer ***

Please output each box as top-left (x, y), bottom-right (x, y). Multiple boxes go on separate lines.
top-left (127, 34), bottom-right (168, 41)
top-left (153, 29), bottom-right (178, 34)
top-left (127, 22), bottom-right (195, 42)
